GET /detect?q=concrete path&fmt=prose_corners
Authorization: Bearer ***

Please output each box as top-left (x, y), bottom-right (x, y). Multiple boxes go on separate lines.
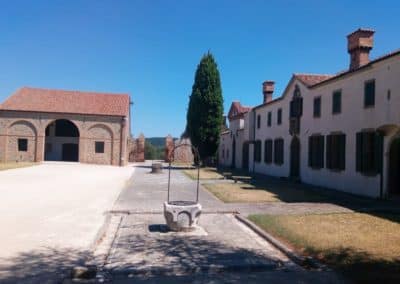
top-left (0, 162), bottom-right (134, 283)
top-left (103, 162), bottom-right (345, 283)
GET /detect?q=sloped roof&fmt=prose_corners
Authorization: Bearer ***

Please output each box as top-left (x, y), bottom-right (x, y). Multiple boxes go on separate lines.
top-left (294, 73), bottom-right (334, 87)
top-left (0, 87), bottom-right (130, 116)
top-left (228, 101), bottom-right (251, 120)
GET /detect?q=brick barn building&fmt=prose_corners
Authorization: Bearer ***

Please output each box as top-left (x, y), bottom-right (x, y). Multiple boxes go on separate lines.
top-left (0, 87), bottom-right (132, 166)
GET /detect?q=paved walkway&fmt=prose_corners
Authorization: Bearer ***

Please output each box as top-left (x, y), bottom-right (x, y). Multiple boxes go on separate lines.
top-left (0, 162), bottom-right (134, 283)
top-left (101, 162), bottom-right (345, 283)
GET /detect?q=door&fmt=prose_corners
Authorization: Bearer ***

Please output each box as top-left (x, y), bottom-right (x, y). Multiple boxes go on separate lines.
top-left (62, 143), bottom-right (79, 162)
top-left (242, 142), bottom-right (249, 171)
top-left (389, 138), bottom-right (400, 195)
top-left (290, 136), bottom-right (300, 179)
top-left (231, 138), bottom-right (236, 168)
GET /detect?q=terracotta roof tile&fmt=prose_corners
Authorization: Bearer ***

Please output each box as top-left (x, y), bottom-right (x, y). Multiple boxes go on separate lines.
top-left (0, 87), bottom-right (130, 116)
top-left (294, 73), bottom-right (334, 87)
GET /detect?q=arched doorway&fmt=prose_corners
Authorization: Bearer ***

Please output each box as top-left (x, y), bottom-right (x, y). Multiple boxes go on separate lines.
top-left (389, 137), bottom-right (400, 196)
top-left (290, 136), bottom-right (300, 179)
top-left (45, 119), bottom-right (79, 162)
top-left (231, 137), bottom-right (236, 168)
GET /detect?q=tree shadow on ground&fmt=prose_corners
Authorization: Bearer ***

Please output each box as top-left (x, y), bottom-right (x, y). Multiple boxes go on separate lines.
top-left (304, 246), bottom-right (400, 284)
top-left (217, 166), bottom-right (400, 222)
top-left (105, 229), bottom-right (343, 283)
top-left (0, 247), bottom-right (90, 284)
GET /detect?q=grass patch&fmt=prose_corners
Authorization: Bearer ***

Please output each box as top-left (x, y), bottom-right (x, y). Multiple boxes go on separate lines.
top-left (203, 180), bottom-right (328, 203)
top-left (0, 162), bottom-right (37, 171)
top-left (249, 213), bottom-right (400, 283)
top-left (183, 167), bottom-right (224, 180)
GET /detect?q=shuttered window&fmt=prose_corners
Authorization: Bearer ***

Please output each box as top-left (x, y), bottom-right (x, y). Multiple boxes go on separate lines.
top-left (290, 97), bottom-right (303, 118)
top-left (332, 90), bottom-right (342, 114)
top-left (274, 138), bottom-right (284, 165)
top-left (267, 112), bottom-right (272, 127)
top-left (313, 97), bottom-right (321, 118)
top-left (364, 80), bottom-right (375, 107)
top-left (257, 115), bottom-right (261, 129)
top-left (356, 131), bottom-right (383, 175)
top-left (264, 139), bottom-right (273, 164)
top-left (326, 134), bottom-right (345, 170)
top-left (254, 140), bottom-right (262, 163)
top-left (277, 108), bottom-right (282, 125)
top-left (308, 135), bottom-right (324, 169)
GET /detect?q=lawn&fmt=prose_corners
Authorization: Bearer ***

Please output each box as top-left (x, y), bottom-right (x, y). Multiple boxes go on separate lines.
top-left (0, 162), bottom-right (37, 171)
top-left (249, 213), bottom-right (400, 283)
top-left (203, 180), bottom-right (328, 203)
top-left (183, 167), bottom-right (224, 180)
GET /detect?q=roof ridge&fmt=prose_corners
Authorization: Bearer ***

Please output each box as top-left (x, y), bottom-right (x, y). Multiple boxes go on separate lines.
top-left (21, 86), bottom-right (129, 96)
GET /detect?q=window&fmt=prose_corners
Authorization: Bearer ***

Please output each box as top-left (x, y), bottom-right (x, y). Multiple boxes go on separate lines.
top-left (326, 133), bottom-right (345, 170)
top-left (264, 139), bottom-right (273, 164)
top-left (332, 90), bottom-right (342, 114)
top-left (364, 80), bottom-right (375, 107)
top-left (308, 135), bottom-right (324, 169)
top-left (18, 139), bottom-right (28, 152)
top-left (313, 97), bottom-right (321, 118)
top-left (356, 131), bottom-right (383, 175)
top-left (267, 112), bottom-right (272, 127)
top-left (274, 138), bottom-right (284, 165)
top-left (254, 140), bottom-right (262, 163)
top-left (277, 108), bottom-right (282, 125)
top-left (290, 97), bottom-right (303, 118)
top-left (257, 115), bottom-right (261, 129)
top-left (95, 141), bottom-right (105, 153)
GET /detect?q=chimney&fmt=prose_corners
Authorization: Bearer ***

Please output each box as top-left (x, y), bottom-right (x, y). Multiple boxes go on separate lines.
top-left (347, 28), bottom-right (375, 70)
top-left (262, 81), bottom-right (275, 103)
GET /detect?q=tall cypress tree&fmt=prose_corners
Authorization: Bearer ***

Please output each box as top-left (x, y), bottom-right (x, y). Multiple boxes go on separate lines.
top-left (186, 52), bottom-right (223, 164)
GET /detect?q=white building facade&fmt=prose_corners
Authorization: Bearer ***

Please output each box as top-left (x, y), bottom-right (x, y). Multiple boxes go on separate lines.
top-left (218, 29), bottom-right (400, 198)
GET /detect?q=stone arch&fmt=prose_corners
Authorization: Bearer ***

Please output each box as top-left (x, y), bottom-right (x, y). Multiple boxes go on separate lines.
top-left (86, 123), bottom-right (114, 164)
top-left (44, 119), bottom-right (80, 162)
top-left (6, 120), bottom-right (38, 162)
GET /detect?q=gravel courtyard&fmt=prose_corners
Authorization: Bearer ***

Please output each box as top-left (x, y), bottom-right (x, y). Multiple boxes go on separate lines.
top-left (0, 162), bottom-right (134, 282)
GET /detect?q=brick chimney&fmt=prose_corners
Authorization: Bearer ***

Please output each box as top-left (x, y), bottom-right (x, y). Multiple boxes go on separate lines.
top-left (262, 81), bottom-right (275, 104)
top-left (347, 28), bottom-right (375, 70)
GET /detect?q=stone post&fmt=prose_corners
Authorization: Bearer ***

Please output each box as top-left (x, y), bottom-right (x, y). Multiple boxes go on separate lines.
top-left (165, 135), bottom-right (174, 162)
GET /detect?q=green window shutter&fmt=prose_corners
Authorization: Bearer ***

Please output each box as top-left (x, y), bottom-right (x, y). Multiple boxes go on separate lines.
top-left (364, 80), bottom-right (375, 107)
top-left (374, 132), bottom-right (383, 174)
top-left (339, 134), bottom-right (346, 170)
top-left (326, 135), bottom-right (332, 169)
top-left (356, 132), bottom-right (362, 172)
top-left (319, 136), bottom-right (325, 168)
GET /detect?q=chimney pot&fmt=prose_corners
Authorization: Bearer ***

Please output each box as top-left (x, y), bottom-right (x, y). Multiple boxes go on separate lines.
top-left (347, 28), bottom-right (375, 70)
top-left (262, 81), bottom-right (275, 103)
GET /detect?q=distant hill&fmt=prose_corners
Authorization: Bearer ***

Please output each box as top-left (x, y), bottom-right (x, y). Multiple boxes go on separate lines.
top-left (146, 137), bottom-right (177, 147)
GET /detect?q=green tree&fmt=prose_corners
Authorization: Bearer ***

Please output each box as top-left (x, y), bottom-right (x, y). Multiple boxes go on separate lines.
top-left (186, 52), bottom-right (223, 164)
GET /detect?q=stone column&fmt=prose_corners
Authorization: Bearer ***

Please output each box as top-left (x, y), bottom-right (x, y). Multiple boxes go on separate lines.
top-left (35, 134), bottom-right (45, 162)
top-left (137, 133), bottom-right (145, 162)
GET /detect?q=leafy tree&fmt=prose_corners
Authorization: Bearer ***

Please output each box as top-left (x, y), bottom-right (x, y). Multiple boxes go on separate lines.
top-left (186, 52), bottom-right (223, 164)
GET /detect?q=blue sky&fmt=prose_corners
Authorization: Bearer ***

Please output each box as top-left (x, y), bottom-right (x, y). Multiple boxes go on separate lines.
top-left (0, 1), bottom-right (399, 137)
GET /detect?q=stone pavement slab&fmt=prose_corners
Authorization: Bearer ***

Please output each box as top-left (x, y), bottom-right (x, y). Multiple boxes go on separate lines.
top-left (105, 213), bottom-right (291, 274)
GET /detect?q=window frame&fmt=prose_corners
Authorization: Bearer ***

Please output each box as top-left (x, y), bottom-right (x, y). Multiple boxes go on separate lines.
top-left (274, 138), bottom-right (284, 165)
top-left (313, 96), bottom-right (321, 118)
top-left (257, 114), bottom-right (261, 129)
top-left (364, 79), bottom-right (375, 108)
top-left (95, 141), bottom-right (105, 154)
top-left (308, 135), bottom-right (324, 169)
top-left (326, 133), bottom-right (346, 171)
top-left (277, 108), bottom-right (282, 125)
top-left (332, 89), bottom-right (342, 114)
top-left (267, 112), bottom-right (272, 127)
top-left (18, 138), bottom-right (28, 152)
